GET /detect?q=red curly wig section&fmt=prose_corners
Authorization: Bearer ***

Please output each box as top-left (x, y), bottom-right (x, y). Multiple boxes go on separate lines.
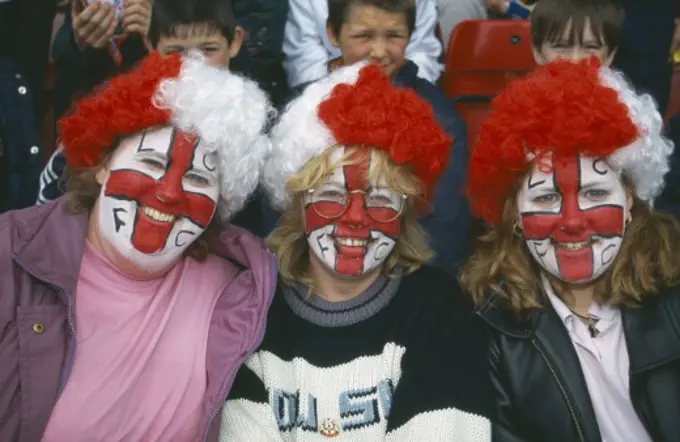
top-left (468, 58), bottom-right (638, 226)
top-left (59, 51), bottom-right (182, 168)
top-left (317, 64), bottom-right (452, 200)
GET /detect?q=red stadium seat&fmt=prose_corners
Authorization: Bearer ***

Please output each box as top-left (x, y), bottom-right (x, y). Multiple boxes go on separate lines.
top-left (444, 20), bottom-right (535, 148)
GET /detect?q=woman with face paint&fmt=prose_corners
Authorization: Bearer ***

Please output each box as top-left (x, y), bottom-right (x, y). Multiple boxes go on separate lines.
top-left (0, 52), bottom-right (276, 442)
top-left (462, 59), bottom-right (680, 442)
top-left (220, 63), bottom-right (492, 441)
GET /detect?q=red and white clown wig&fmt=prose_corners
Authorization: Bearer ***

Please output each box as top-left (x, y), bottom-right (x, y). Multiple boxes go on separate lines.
top-left (468, 58), bottom-right (673, 227)
top-left (262, 62), bottom-right (451, 210)
top-left (60, 51), bottom-right (273, 222)
top-left (262, 62), bottom-right (451, 277)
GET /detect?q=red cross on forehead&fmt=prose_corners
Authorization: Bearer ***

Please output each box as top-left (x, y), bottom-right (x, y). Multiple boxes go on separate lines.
top-left (303, 149), bottom-right (401, 276)
top-left (519, 155), bottom-right (626, 281)
top-left (103, 127), bottom-right (216, 254)
top-left (161, 129), bottom-right (199, 185)
top-left (304, 154), bottom-right (400, 239)
top-left (344, 149), bottom-right (370, 191)
top-left (105, 127), bottom-right (215, 228)
top-left (553, 156), bottom-right (579, 194)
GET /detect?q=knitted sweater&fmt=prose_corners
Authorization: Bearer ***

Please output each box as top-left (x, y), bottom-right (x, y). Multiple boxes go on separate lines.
top-left (219, 266), bottom-right (492, 441)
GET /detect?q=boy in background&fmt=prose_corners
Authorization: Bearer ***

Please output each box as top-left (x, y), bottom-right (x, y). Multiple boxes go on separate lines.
top-left (38, 0), bottom-right (245, 205)
top-left (269, 0), bottom-right (470, 273)
top-left (530, 0), bottom-right (624, 66)
top-left (40, 0), bottom-right (281, 235)
top-left (151, 0), bottom-right (244, 66)
top-left (283, 0), bottom-right (441, 90)
top-left (152, 0), bottom-right (289, 106)
top-left (528, 0), bottom-right (680, 220)
top-left (493, 0), bottom-right (675, 117)
top-left (330, 0), bottom-right (470, 273)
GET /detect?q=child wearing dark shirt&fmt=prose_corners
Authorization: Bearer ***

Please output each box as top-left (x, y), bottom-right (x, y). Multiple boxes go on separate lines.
top-left (39, 0), bottom-right (246, 205)
top-left (266, 0), bottom-right (471, 273)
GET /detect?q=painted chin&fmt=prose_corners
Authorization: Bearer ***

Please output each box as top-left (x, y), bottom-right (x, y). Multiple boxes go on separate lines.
top-left (550, 236), bottom-right (606, 283)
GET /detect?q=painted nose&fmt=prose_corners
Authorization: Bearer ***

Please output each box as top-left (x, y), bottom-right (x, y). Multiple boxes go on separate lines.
top-left (156, 175), bottom-right (183, 204)
top-left (560, 200), bottom-right (587, 233)
top-left (343, 193), bottom-right (370, 227)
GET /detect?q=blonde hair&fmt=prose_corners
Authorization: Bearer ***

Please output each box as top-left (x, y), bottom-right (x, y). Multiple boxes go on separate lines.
top-left (267, 145), bottom-right (433, 286)
top-left (460, 180), bottom-right (680, 313)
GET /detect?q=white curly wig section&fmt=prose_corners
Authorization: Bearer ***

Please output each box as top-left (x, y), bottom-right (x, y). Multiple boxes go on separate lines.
top-left (154, 51), bottom-right (274, 222)
top-left (262, 61), bottom-right (368, 211)
top-left (599, 66), bottom-right (674, 205)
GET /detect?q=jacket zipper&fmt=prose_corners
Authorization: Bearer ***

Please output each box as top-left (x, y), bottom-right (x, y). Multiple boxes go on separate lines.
top-left (532, 339), bottom-right (586, 442)
top-left (56, 300), bottom-right (77, 395)
top-left (17, 251), bottom-right (273, 440)
top-left (200, 324), bottom-right (267, 442)
top-left (13, 255), bottom-right (77, 395)
top-left (200, 254), bottom-right (278, 442)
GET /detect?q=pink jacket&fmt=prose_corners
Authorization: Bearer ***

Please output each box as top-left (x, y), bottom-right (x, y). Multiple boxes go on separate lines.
top-left (0, 197), bottom-right (277, 442)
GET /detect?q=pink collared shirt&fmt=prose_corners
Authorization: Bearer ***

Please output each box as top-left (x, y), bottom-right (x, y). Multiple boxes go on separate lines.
top-left (542, 275), bottom-right (652, 442)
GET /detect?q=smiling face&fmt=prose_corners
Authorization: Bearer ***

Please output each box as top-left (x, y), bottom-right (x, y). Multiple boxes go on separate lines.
top-left (517, 155), bottom-right (631, 283)
top-left (96, 126), bottom-right (219, 273)
top-left (304, 147), bottom-right (404, 277)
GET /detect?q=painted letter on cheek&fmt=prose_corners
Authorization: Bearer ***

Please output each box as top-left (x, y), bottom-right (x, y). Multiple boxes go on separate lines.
top-left (97, 126), bottom-right (219, 273)
top-left (305, 148), bottom-right (400, 277)
top-left (517, 155), bottom-right (627, 283)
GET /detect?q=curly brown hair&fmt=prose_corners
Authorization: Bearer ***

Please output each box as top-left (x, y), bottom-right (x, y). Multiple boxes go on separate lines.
top-left (64, 150), bottom-right (115, 215)
top-left (64, 146), bottom-right (215, 261)
top-left (460, 181), bottom-right (680, 313)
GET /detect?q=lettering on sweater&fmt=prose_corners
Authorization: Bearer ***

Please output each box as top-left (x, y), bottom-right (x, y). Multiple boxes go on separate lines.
top-left (272, 379), bottom-right (395, 433)
top-left (236, 344), bottom-right (406, 437)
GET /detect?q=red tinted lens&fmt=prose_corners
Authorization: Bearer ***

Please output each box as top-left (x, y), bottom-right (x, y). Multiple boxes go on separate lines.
top-left (367, 206), bottom-right (400, 223)
top-left (313, 201), bottom-right (346, 218)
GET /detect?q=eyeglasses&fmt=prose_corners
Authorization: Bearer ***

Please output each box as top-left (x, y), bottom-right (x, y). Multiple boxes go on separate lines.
top-left (307, 185), bottom-right (406, 223)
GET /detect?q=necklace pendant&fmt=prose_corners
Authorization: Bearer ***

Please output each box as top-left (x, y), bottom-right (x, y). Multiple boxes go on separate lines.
top-left (588, 322), bottom-right (600, 338)
top-left (319, 418), bottom-right (341, 437)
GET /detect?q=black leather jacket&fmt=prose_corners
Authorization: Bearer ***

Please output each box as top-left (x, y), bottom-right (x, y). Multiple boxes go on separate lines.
top-left (477, 285), bottom-right (680, 442)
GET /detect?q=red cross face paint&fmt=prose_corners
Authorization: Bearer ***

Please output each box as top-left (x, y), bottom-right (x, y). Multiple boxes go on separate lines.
top-left (517, 155), bottom-right (629, 283)
top-left (97, 126), bottom-right (219, 273)
top-left (304, 147), bottom-right (403, 277)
